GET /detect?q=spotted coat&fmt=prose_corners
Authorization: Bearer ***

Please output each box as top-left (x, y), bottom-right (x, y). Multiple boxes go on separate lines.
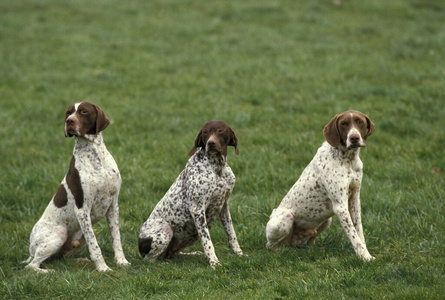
top-left (266, 110), bottom-right (376, 261)
top-left (24, 102), bottom-right (130, 273)
top-left (138, 120), bottom-right (243, 268)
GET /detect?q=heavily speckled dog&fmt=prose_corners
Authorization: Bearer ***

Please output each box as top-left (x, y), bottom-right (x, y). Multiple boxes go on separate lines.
top-left (266, 110), bottom-right (375, 261)
top-left (138, 120), bottom-right (243, 268)
top-left (24, 102), bottom-right (130, 273)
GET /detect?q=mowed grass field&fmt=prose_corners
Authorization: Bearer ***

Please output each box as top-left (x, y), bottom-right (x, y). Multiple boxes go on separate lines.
top-left (1, 0), bottom-right (444, 298)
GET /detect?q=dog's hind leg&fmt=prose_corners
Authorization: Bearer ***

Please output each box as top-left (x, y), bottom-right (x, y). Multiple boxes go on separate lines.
top-left (266, 208), bottom-right (294, 250)
top-left (25, 223), bottom-right (68, 273)
top-left (138, 218), bottom-right (173, 260)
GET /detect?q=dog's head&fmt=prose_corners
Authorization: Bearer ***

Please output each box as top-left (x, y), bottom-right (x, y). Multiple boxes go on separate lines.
top-left (188, 120), bottom-right (239, 157)
top-left (323, 110), bottom-right (375, 149)
top-left (64, 101), bottom-right (110, 137)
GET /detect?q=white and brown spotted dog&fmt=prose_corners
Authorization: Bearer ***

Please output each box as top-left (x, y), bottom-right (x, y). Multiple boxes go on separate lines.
top-left (266, 110), bottom-right (375, 261)
top-left (138, 120), bottom-right (243, 268)
top-left (24, 101), bottom-right (130, 273)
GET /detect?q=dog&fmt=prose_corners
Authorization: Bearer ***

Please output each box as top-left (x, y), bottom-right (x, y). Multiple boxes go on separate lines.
top-left (24, 101), bottom-right (130, 272)
top-left (266, 110), bottom-right (375, 261)
top-left (138, 120), bottom-right (244, 268)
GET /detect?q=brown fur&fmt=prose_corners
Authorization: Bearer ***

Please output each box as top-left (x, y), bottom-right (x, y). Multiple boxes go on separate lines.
top-left (66, 156), bottom-right (84, 208)
top-left (53, 184), bottom-right (68, 208)
top-left (188, 120), bottom-right (239, 157)
top-left (323, 110), bottom-right (375, 147)
top-left (65, 102), bottom-right (110, 137)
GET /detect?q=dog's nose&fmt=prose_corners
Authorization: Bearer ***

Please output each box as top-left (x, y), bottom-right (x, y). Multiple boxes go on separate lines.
top-left (66, 119), bottom-right (75, 126)
top-left (350, 134), bottom-right (360, 144)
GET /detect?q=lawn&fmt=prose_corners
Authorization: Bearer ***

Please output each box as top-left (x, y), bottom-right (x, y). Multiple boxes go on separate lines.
top-left (1, 0), bottom-right (444, 299)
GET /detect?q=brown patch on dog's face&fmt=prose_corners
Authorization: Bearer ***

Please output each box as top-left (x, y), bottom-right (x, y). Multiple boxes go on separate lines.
top-left (323, 110), bottom-right (375, 148)
top-left (188, 120), bottom-right (239, 157)
top-left (64, 102), bottom-right (110, 137)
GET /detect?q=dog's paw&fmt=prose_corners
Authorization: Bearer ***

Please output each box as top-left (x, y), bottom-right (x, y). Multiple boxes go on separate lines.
top-left (25, 264), bottom-right (54, 274)
top-left (96, 264), bottom-right (113, 272)
top-left (209, 260), bottom-right (221, 269)
top-left (361, 254), bottom-right (375, 261)
top-left (234, 250), bottom-right (245, 256)
top-left (115, 257), bottom-right (131, 266)
top-left (265, 242), bottom-right (280, 251)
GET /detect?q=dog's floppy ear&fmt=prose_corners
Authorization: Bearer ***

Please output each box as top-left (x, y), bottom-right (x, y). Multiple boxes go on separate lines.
top-left (363, 113), bottom-right (375, 140)
top-left (188, 129), bottom-right (205, 157)
top-left (323, 114), bottom-right (341, 147)
top-left (228, 127), bottom-right (239, 155)
top-left (94, 104), bottom-right (110, 134)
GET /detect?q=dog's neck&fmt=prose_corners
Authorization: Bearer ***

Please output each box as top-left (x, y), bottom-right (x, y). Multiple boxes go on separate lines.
top-left (74, 132), bottom-right (103, 145)
top-left (196, 149), bottom-right (227, 175)
top-left (330, 143), bottom-right (360, 162)
top-left (73, 132), bottom-right (107, 157)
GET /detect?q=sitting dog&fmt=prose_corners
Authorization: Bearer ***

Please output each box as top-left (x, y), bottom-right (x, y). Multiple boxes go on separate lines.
top-left (24, 101), bottom-right (130, 272)
top-left (138, 120), bottom-right (244, 268)
top-left (266, 110), bottom-right (375, 261)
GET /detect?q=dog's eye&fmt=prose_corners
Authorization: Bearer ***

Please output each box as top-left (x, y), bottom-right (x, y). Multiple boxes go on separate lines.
top-left (80, 110), bottom-right (88, 115)
top-left (341, 121), bottom-right (348, 126)
top-left (357, 119), bottom-right (364, 125)
top-left (217, 129), bottom-right (224, 134)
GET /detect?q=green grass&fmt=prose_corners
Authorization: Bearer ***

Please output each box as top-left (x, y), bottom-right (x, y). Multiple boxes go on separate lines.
top-left (1, 0), bottom-right (445, 298)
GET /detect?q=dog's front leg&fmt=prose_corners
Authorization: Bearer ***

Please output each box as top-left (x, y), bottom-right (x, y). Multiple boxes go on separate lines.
top-left (219, 202), bottom-right (243, 256)
top-left (106, 198), bottom-right (130, 266)
top-left (332, 200), bottom-right (374, 261)
top-left (348, 189), bottom-right (366, 244)
top-left (189, 204), bottom-right (220, 269)
top-left (75, 207), bottom-right (112, 271)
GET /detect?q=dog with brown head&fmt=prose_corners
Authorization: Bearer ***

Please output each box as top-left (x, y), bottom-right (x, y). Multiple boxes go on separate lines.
top-left (189, 120), bottom-right (239, 157)
top-left (323, 110), bottom-right (375, 149)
